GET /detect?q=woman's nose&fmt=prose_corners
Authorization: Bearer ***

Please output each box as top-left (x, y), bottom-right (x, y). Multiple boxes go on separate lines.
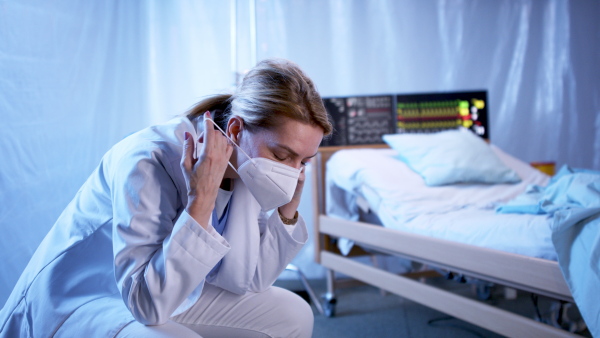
top-left (292, 161), bottom-right (305, 170)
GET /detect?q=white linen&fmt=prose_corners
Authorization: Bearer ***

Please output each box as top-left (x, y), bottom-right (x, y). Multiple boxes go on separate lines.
top-left (326, 146), bottom-right (556, 259)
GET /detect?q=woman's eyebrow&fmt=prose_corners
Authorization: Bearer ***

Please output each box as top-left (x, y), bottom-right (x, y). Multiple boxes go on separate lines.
top-left (275, 144), bottom-right (299, 157)
top-left (275, 143), bottom-right (317, 159)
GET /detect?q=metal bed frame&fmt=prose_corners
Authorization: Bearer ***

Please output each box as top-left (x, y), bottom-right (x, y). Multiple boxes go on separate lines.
top-left (310, 144), bottom-right (579, 338)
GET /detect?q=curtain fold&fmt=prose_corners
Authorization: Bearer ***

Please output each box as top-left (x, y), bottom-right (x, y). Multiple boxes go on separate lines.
top-left (1, 0), bottom-right (599, 304)
top-left (256, 0), bottom-right (599, 170)
top-left (0, 0), bottom-right (231, 305)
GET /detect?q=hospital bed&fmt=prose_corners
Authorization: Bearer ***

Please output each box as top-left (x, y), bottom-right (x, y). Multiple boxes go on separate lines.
top-left (310, 140), bottom-right (582, 337)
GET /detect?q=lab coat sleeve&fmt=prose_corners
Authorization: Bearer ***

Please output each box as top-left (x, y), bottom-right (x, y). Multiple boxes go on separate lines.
top-left (110, 146), bottom-right (230, 325)
top-left (250, 211), bottom-right (308, 292)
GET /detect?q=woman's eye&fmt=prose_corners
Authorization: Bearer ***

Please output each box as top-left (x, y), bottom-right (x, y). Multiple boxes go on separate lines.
top-left (273, 154), bottom-right (286, 161)
top-left (300, 161), bottom-right (307, 166)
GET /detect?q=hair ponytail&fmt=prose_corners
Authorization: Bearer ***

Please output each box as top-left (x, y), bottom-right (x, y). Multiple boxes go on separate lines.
top-left (186, 94), bottom-right (233, 130)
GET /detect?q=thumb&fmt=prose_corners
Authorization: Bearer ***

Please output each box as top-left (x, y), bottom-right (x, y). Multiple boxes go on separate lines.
top-left (225, 140), bottom-right (234, 159)
top-left (181, 132), bottom-right (195, 172)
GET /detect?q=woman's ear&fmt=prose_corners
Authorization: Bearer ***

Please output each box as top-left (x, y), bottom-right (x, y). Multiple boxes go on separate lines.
top-left (226, 116), bottom-right (244, 144)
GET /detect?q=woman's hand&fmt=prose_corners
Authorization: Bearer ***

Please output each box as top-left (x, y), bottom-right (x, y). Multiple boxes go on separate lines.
top-left (181, 111), bottom-right (233, 228)
top-left (277, 167), bottom-right (305, 220)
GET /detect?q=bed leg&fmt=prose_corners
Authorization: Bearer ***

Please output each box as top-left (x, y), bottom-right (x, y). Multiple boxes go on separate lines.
top-left (323, 268), bottom-right (337, 317)
top-left (326, 268), bottom-right (335, 296)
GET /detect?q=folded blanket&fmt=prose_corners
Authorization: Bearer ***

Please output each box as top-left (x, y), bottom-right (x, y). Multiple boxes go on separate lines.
top-left (498, 165), bottom-right (600, 336)
top-left (496, 165), bottom-right (600, 214)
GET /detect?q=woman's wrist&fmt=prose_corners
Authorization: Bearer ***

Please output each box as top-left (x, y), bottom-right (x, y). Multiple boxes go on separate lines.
top-left (186, 197), bottom-right (215, 229)
top-left (278, 208), bottom-right (298, 225)
top-left (277, 199), bottom-right (299, 219)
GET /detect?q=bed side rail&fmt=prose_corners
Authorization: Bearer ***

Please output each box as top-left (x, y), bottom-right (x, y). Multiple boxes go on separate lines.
top-left (319, 215), bottom-right (572, 302)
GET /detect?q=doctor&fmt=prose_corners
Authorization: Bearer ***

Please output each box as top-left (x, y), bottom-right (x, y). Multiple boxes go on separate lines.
top-left (0, 59), bottom-right (332, 337)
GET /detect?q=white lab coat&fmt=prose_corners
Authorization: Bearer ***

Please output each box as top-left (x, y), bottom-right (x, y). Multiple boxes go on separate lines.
top-left (0, 116), bottom-right (308, 337)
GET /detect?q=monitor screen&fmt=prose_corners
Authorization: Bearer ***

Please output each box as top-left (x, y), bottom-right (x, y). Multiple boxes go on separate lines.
top-left (321, 90), bottom-right (488, 146)
top-left (395, 91), bottom-right (488, 139)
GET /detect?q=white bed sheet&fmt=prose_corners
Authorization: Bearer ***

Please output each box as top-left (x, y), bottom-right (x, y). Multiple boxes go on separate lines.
top-left (326, 145), bottom-right (557, 260)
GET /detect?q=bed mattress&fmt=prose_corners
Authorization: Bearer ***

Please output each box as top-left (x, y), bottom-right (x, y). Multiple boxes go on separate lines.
top-left (325, 145), bottom-right (556, 260)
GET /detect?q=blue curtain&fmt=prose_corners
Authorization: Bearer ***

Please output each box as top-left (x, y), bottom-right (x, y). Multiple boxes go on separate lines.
top-left (0, 0), bottom-right (232, 305)
top-left (1, 0), bottom-right (599, 305)
top-left (257, 0), bottom-right (600, 170)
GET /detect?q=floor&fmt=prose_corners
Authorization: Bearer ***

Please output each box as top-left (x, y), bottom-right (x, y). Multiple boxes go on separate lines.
top-left (275, 276), bottom-right (591, 338)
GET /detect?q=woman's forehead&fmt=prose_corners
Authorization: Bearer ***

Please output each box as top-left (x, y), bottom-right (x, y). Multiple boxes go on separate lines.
top-left (260, 119), bottom-right (323, 157)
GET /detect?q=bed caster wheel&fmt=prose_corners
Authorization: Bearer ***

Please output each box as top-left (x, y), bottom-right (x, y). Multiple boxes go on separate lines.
top-left (323, 296), bottom-right (337, 317)
top-left (476, 283), bottom-right (492, 300)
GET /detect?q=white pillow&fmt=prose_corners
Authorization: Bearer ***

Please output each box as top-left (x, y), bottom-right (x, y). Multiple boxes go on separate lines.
top-left (382, 128), bottom-right (521, 186)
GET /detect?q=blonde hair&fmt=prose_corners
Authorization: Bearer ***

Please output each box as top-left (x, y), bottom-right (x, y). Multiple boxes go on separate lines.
top-left (187, 58), bottom-right (332, 136)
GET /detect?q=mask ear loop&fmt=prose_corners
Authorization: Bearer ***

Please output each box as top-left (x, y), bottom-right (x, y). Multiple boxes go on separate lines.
top-left (203, 117), bottom-right (256, 173)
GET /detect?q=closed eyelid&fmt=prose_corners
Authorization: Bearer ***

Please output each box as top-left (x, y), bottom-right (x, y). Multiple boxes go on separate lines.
top-left (270, 144), bottom-right (315, 166)
top-left (273, 153), bottom-right (286, 161)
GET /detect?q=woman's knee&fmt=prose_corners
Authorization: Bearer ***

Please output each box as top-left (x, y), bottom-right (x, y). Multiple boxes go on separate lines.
top-left (267, 287), bottom-right (314, 338)
top-left (116, 320), bottom-right (201, 338)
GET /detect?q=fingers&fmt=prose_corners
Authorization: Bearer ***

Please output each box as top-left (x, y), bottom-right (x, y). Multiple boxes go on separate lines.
top-left (224, 139), bottom-right (234, 159)
top-left (201, 111), bottom-right (227, 155)
top-left (200, 111), bottom-right (232, 162)
top-left (202, 111), bottom-right (214, 149)
top-left (297, 170), bottom-right (306, 183)
top-left (181, 131), bottom-right (195, 172)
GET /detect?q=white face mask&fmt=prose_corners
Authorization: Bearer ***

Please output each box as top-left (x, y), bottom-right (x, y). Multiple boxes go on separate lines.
top-left (200, 118), bottom-right (301, 211)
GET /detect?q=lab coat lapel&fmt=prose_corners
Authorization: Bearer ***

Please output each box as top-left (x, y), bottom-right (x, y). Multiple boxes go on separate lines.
top-left (209, 178), bottom-right (260, 294)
